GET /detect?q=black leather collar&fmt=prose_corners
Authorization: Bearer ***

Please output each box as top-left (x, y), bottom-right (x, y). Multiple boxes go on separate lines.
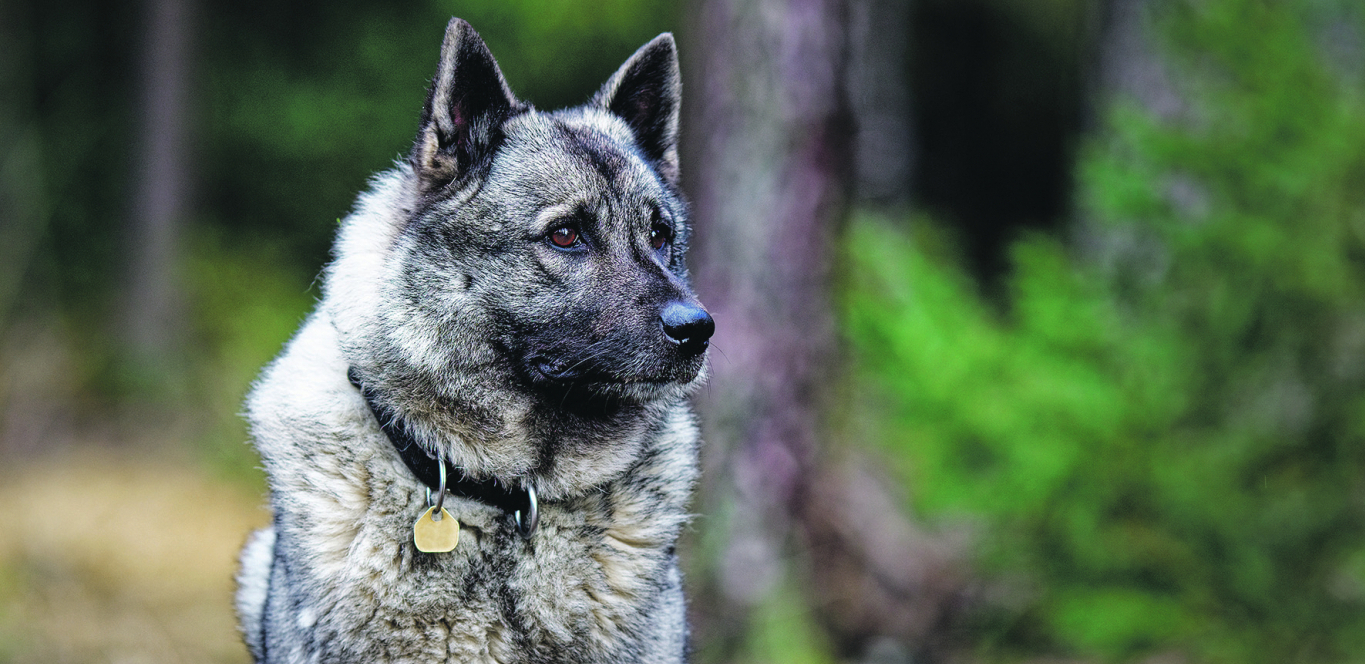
top-left (348, 368), bottom-right (538, 538)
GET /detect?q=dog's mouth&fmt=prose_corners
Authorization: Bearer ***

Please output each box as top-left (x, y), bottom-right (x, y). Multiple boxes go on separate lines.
top-left (518, 351), bottom-right (705, 415)
top-left (527, 354), bottom-right (701, 391)
top-left (529, 356), bottom-right (631, 387)
top-left (529, 356), bottom-right (644, 385)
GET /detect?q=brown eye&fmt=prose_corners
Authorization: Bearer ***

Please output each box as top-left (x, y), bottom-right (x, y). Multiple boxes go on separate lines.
top-left (650, 224), bottom-right (672, 250)
top-left (550, 227), bottom-right (579, 248)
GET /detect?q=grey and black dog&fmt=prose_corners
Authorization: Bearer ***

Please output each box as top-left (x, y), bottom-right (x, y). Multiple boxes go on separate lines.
top-left (234, 18), bottom-right (712, 663)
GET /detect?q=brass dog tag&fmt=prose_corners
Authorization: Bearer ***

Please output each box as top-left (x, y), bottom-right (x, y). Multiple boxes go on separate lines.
top-left (413, 507), bottom-right (459, 552)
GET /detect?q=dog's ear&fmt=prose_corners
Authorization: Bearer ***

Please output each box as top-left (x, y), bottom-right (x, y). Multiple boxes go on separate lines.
top-left (412, 18), bottom-right (517, 188)
top-left (594, 34), bottom-right (682, 185)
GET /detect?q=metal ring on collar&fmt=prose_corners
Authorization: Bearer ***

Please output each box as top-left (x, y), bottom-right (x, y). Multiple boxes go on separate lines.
top-left (431, 459), bottom-right (447, 520)
top-left (515, 484), bottom-right (538, 538)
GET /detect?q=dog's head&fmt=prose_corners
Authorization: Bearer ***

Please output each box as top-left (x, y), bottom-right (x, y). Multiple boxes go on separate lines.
top-left (327, 19), bottom-right (709, 495)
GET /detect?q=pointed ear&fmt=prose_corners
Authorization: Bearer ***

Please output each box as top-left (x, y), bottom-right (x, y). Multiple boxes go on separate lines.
top-left (593, 33), bottom-right (682, 184)
top-left (412, 18), bottom-right (517, 187)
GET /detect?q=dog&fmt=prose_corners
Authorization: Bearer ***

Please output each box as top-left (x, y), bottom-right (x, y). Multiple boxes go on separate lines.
top-left (234, 18), bottom-right (712, 663)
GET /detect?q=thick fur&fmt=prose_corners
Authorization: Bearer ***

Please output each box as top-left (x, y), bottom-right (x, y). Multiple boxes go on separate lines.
top-left (235, 19), bottom-right (706, 663)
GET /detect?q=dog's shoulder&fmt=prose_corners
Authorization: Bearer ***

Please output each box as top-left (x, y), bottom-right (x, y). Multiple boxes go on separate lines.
top-left (246, 311), bottom-right (369, 473)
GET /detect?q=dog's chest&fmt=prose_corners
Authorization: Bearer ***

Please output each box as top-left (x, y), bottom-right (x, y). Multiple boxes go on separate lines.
top-left (268, 451), bottom-right (678, 663)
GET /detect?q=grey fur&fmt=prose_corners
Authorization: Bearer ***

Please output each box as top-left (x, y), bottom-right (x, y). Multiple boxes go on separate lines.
top-left (235, 19), bottom-right (706, 663)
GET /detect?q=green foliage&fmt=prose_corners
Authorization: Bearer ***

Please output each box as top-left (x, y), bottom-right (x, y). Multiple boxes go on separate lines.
top-left (739, 576), bottom-right (837, 664)
top-left (843, 0), bottom-right (1365, 661)
top-left (2, 1), bottom-right (140, 313)
top-left (183, 227), bottom-right (316, 490)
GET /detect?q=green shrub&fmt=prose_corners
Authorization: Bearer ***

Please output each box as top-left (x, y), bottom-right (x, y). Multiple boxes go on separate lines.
top-left (843, 1), bottom-right (1365, 661)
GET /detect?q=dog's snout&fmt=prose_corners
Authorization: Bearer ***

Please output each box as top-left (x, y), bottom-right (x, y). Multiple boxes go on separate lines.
top-left (660, 301), bottom-right (714, 352)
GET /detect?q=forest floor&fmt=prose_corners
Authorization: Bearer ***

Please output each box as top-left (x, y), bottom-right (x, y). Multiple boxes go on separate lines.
top-left (0, 442), bottom-right (267, 663)
top-left (0, 318), bottom-right (268, 662)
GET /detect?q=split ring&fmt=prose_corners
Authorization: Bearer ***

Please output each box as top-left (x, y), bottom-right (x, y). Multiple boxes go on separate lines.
top-left (515, 484), bottom-right (538, 538)
top-left (431, 458), bottom-right (447, 520)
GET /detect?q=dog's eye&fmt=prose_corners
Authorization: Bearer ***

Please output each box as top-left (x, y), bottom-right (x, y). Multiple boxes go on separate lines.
top-left (549, 227), bottom-right (580, 248)
top-left (650, 223), bottom-right (673, 251)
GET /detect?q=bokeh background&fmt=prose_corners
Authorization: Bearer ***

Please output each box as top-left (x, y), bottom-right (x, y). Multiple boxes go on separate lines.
top-left (3, 0), bottom-right (1365, 662)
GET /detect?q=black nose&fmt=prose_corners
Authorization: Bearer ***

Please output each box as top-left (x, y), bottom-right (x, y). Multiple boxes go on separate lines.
top-left (660, 301), bottom-right (715, 351)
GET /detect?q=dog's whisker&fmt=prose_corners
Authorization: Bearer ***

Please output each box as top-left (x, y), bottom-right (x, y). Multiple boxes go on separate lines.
top-left (710, 343), bottom-right (731, 366)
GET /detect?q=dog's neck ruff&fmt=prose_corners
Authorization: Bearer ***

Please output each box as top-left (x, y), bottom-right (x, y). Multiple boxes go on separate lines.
top-left (348, 368), bottom-right (539, 538)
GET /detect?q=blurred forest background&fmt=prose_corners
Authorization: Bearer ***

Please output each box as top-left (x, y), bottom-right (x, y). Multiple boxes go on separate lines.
top-left (3, 0), bottom-right (1365, 662)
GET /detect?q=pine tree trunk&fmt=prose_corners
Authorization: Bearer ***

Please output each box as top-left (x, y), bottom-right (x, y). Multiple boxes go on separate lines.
top-left (682, 1), bottom-right (983, 660)
top-left (682, 0), bottom-right (854, 657)
top-left (126, 0), bottom-right (191, 367)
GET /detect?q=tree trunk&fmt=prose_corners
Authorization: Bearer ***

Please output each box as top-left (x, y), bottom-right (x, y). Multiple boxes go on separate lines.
top-left (682, 0), bottom-right (855, 658)
top-left (682, 1), bottom-right (983, 661)
top-left (1094, 0), bottom-right (1184, 122)
top-left (847, 0), bottom-right (913, 209)
top-left (126, 0), bottom-right (191, 367)
top-left (0, 0), bottom-right (47, 322)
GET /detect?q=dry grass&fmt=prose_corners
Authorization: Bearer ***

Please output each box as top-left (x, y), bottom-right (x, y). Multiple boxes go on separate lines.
top-left (0, 449), bottom-right (270, 663)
